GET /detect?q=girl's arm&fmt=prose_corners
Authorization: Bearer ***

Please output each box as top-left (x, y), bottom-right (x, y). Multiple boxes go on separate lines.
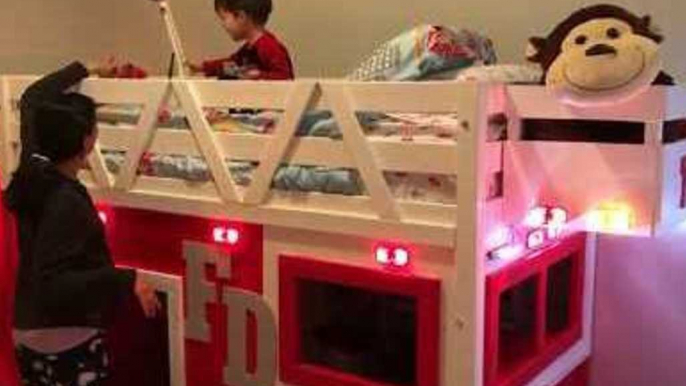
top-left (20, 62), bottom-right (89, 108)
top-left (19, 62), bottom-right (90, 161)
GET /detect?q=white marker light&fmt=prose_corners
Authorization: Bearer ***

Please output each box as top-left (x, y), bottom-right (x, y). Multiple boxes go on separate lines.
top-left (524, 207), bottom-right (548, 228)
top-left (376, 247), bottom-right (391, 265)
top-left (393, 248), bottom-right (410, 267)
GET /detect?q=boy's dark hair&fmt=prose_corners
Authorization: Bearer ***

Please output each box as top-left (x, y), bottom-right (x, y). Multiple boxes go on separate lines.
top-left (35, 93), bottom-right (96, 163)
top-left (215, 0), bottom-right (272, 25)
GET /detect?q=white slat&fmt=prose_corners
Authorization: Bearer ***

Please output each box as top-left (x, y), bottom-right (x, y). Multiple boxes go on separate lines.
top-left (79, 79), bottom-right (172, 104)
top-left (243, 81), bottom-right (317, 205)
top-left (93, 182), bottom-right (457, 247)
top-left (173, 80), bottom-right (241, 202)
top-left (322, 83), bottom-right (400, 220)
top-left (0, 77), bottom-right (12, 187)
top-left (266, 190), bottom-right (457, 227)
top-left (190, 80), bottom-right (292, 109)
top-left (114, 84), bottom-right (170, 190)
top-left (509, 85), bottom-right (667, 122)
top-left (319, 81), bottom-right (468, 113)
top-left (99, 127), bottom-right (458, 174)
top-left (87, 142), bottom-right (113, 189)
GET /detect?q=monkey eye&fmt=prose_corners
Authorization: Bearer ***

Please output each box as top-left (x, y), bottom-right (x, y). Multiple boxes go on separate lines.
top-left (575, 35), bottom-right (588, 45)
top-left (607, 28), bottom-right (621, 39)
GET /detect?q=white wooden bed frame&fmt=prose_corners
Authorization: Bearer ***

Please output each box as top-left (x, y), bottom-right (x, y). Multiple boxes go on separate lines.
top-left (0, 77), bottom-right (500, 248)
top-left (1, 76), bottom-right (686, 386)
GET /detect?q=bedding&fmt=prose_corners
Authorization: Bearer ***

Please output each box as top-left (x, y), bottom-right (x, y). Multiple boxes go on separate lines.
top-left (97, 106), bottom-right (465, 140)
top-left (94, 25), bottom-right (506, 201)
top-left (454, 64), bottom-right (543, 84)
top-left (101, 150), bottom-right (456, 203)
top-left (103, 151), bottom-right (363, 196)
top-left (97, 105), bottom-right (276, 134)
top-left (348, 25), bottom-right (496, 82)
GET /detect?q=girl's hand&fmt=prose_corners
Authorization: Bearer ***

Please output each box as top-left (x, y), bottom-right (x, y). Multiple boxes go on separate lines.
top-left (186, 61), bottom-right (204, 74)
top-left (134, 275), bottom-right (162, 318)
top-left (88, 56), bottom-right (118, 78)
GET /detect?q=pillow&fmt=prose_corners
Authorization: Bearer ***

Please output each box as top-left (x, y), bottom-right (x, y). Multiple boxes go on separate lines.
top-left (455, 64), bottom-right (543, 84)
top-left (348, 25), bottom-right (497, 82)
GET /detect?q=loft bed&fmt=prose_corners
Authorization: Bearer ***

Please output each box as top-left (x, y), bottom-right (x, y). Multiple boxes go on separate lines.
top-left (2, 77), bottom-right (685, 243)
top-left (2, 76), bottom-right (686, 386)
top-left (0, 77), bottom-right (501, 248)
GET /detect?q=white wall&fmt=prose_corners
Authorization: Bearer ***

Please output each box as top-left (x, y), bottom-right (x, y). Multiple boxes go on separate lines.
top-left (592, 231), bottom-right (686, 386)
top-left (112, 0), bottom-right (686, 79)
top-left (1, 0), bottom-right (684, 80)
top-left (0, 0), bottom-right (120, 73)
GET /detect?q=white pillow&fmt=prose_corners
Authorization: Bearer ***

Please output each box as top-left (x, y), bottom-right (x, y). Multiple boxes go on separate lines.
top-left (455, 64), bottom-right (543, 84)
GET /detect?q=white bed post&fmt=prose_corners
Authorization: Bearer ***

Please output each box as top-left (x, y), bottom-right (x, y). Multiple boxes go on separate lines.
top-left (0, 76), bottom-right (10, 188)
top-left (113, 83), bottom-right (170, 191)
top-left (173, 80), bottom-right (241, 203)
top-left (449, 82), bottom-right (489, 386)
top-left (322, 82), bottom-right (401, 220)
top-left (243, 81), bottom-right (317, 206)
top-left (87, 142), bottom-right (114, 190)
top-left (646, 119), bottom-right (665, 235)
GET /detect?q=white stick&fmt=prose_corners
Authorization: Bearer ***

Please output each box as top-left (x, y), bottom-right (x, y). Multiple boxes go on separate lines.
top-left (158, 1), bottom-right (188, 78)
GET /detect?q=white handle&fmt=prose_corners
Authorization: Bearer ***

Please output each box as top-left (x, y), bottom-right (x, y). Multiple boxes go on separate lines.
top-left (158, 1), bottom-right (188, 78)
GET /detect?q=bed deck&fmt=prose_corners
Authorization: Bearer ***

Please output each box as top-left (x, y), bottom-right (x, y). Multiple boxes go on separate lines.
top-left (2, 76), bottom-right (686, 246)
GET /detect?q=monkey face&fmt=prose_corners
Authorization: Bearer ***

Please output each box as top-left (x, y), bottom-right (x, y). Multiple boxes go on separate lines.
top-left (547, 18), bottom-right (660, 92)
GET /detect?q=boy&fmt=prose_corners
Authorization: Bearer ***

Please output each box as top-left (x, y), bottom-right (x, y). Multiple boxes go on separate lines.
top-left (189, 0), bottom-right (294, 80)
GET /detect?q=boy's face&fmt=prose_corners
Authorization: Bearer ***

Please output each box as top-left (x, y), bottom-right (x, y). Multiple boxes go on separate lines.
top-left (217, 9), bottom-right (250, 41)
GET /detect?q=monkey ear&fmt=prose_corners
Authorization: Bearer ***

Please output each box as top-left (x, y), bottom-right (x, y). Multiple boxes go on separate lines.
top-left (642, 15), bottom-right (665, 43)
top-left (526, 37), bottom-right (547, 63)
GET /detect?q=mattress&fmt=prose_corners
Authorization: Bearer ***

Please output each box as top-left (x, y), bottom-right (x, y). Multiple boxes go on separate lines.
top-left (102, 150), bottom-right (456, 204)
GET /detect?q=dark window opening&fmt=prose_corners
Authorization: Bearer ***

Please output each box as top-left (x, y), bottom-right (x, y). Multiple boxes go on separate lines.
top-left (499, 276), bottom-right (539, 373)
top-left (488, 113), bottom-right (509, 142)
top-left (521, 119), bottom-right (644, 144)
top-left (298, 280), bottom-right (417, 386)
top-left (546, 258), bottom-right (574, 335)
top-left (663, 120), bottom-right (686, 144)
top-left (488, 171), bottom-right (504, 201)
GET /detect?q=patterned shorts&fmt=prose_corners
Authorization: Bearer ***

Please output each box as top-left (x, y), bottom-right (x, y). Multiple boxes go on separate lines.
top-left (14, 333), bottom-right (109, 386)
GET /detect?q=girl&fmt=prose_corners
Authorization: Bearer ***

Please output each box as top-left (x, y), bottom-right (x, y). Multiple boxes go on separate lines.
top-left (4, 62), bottom-right (160, 386)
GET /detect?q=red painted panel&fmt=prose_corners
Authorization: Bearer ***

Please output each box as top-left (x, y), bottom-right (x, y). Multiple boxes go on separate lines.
top-left (102, 206), bottom-right (264, 386)
top-left (0, 182), bottom-right (20, 386)
top-left (485, 233), bottom-right (586, 386)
